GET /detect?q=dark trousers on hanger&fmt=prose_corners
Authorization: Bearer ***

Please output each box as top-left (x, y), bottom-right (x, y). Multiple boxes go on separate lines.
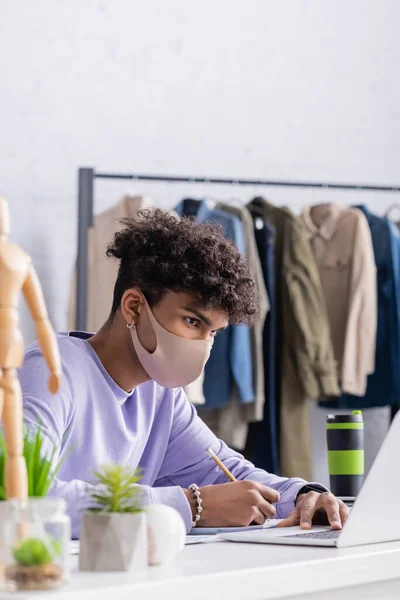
top-left (246, 222), bottom-right (279, 474)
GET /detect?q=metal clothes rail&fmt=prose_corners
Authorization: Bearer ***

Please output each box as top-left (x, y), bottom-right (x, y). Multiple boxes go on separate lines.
top-left (76, 167), bottom-right (400, 330)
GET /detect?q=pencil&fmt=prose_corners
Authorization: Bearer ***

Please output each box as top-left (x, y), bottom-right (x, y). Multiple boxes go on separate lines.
top-left (206, 447), bottom-right (237, 482)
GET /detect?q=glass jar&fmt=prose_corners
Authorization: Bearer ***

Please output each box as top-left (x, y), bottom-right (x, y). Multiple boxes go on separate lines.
top-left (3, 497), bottom-right (70, 592)
top-left (0, 501), bottom-right (10, 593)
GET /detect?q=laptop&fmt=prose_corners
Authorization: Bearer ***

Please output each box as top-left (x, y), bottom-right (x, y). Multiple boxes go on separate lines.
top-left (221, 411), bottom-right (400, 548)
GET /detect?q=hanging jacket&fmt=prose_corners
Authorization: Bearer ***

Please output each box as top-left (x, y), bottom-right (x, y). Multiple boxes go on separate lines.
top-left (301, 204), bottom-right (377, 397)
top-left (323, 206), bottom-right (400, 409)
top-left (174, 199), bottom-right (254, 409)
top-left (68, 195), bottom-right (153, 332)
top-left (248, 198), bottom-right (339, 480)
top-left (216, 202), bottom-right (269, 421)
top-left (199, 202), bottom-right (269, 450)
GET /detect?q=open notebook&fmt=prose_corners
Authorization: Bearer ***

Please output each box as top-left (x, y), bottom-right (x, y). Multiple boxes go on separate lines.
top-left (188, 519), bottom-right (282, 535)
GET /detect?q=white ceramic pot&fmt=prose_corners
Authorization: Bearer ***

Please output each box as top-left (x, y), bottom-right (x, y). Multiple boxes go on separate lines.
top-left (79, 511), bottom-right (148, 572)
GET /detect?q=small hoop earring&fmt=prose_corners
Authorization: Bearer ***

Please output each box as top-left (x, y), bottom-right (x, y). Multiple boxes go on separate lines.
top-left (126, 321), bottom-right (134, 329)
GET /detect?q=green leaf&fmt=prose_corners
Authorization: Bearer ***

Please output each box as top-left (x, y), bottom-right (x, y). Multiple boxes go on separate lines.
top-left (0, 427), bottom-right (64, 500)
top-left (92, 471), bottom-right (111, 486)
top-left (35, 460), bottom-right (52, 496)
top-left (89, 464), bottom-right (143, 513)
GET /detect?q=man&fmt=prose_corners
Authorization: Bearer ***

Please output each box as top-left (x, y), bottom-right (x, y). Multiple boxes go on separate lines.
top-left (20, 210), bottom-right (348, 538)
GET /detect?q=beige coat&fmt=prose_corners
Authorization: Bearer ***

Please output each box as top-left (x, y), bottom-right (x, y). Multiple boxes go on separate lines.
top-left (200, 202), bottom-right (269, 449)
top-left (68, 195), bottom-right (153, 333)
top-left (301, 204), bottom-right (377, 396)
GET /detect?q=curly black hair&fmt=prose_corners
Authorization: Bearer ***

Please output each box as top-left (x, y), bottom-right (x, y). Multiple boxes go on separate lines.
top-left (106, 209), bottom-right (258, 325)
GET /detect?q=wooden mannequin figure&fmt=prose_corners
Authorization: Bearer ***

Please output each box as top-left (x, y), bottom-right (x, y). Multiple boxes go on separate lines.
top-left (0, 197), bottom-right (61, 502)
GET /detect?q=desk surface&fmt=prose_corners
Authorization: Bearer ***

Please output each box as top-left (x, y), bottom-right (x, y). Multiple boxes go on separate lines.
top-left (4, 539), bottom-right (400, 600)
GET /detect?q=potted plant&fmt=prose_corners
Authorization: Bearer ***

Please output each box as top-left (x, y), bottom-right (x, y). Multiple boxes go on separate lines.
top-left (5, 534), bottom-right (64, 591)
top-left (0, 428), bottom-right (69, 591)
top-left (79, 464), bottom-right (148, 572)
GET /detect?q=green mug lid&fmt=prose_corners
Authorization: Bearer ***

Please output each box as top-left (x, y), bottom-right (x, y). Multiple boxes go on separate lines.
top-left (327, 411), bottom-right (363, 423)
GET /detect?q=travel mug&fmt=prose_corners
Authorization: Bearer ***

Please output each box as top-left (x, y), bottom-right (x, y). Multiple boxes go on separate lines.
top-left (326, 411), bottom-right (364, 497)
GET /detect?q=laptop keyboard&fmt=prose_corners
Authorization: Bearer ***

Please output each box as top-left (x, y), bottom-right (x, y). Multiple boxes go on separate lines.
top-left (284, 530), bottom-right (341, 540)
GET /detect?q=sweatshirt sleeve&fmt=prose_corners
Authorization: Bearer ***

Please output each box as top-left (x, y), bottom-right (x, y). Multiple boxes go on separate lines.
top-left (341, 212), bottom-right (377, 395)
top-left (154, 389), bottom-right (326, 531)
top-left (20, 351), bottom-right (325, 537)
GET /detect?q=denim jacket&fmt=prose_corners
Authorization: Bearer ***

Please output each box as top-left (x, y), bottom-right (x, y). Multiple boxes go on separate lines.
top-left (175, 199), bottom-right (254, 408)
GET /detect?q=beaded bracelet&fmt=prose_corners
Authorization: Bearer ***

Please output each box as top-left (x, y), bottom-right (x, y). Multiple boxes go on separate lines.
top-left (188, 483), bottom-right (203, 528)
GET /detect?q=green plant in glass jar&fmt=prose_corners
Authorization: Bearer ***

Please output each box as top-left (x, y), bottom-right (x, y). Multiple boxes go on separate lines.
top-left (0, 427), bottom-right (70, 591)
top-left (6, 534), bottom-right (64, 591)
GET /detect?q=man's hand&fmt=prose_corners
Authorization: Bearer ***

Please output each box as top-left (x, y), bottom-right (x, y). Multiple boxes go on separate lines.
top-left (184, 481), bottom-right (280, 527)
top-left (278, 491), bottom-right (349, 530)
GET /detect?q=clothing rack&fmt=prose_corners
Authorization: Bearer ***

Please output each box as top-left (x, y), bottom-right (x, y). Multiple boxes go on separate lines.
top-left (76, 167), bottom-right (400, 330)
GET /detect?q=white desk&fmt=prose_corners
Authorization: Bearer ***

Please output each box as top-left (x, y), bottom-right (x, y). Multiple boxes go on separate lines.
top-left (3, 540), bottom-right (400, 600)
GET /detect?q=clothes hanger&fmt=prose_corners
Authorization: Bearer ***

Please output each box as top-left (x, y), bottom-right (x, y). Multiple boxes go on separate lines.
top-left (202, 193), bottom-right (219, 210)
top-left (385, 202), bottom-right (400, 221)
top-left (247, 194), bottom-right (269, 215)
top-left (123, 175), bottom-right (146, 215)
top-left (215, 179), bottom-right (248, 210)
top-left (247, 202), bottom-right (266, 217)
top-left (198, 178), bottom-right (218, 209)
top-left (127, 175), bottom-right (139, 197)
top-left (245, 186), bottom-right (267, 227)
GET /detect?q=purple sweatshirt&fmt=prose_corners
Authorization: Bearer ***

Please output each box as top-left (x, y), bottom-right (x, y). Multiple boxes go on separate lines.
top-left (20, 332), bottom-right (311, 538)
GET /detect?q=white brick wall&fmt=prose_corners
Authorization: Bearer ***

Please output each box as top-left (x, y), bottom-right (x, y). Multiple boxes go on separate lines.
top-left (1, 0), bottom-right (398, 481)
